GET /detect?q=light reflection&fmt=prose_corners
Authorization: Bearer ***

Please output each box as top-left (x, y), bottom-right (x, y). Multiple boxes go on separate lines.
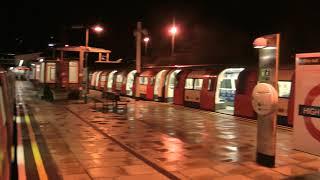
top-left (161, 135), bottom-right (183, 162)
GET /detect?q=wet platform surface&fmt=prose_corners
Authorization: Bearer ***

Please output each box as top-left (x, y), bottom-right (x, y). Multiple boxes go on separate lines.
top-left (16, 81), bottom-right (320, 179)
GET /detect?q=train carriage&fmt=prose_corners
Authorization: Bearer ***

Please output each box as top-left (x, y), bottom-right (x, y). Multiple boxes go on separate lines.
top-left (183, 69), bottom-right (224, 110)
top-left (136, 70), bottom-right (159, 100)
top-left (87, 66), bottom-right (294, 127)
top-left (0, 68), bottom-right (15, 180)
top-left (114, 70), bottom-right (130, 95)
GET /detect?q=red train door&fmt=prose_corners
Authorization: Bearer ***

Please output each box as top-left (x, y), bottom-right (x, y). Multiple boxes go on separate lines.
top-left (234, 69), bottom-right (257, 118)
top-left (200, 76), bottom-right (216, 111)
top-left (146, 77), bottom-right (155, 100)
top-left (174, 71), bottom-right (190, 105)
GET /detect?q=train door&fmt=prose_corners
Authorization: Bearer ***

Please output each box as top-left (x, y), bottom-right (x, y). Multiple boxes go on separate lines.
top-left (215, 68), bottom-right (244, 115)
top-left (174, 71), bottom-right (190, 105)
top-left (154, 70), bottom-right (168, 101)
top-left (277, 69), bottom-right (294, 126)
top-left (90, 72), bottom-right (98, 88)
top-left (35, 64), bottom-right (41, 81)
top-left (94, 71), bottom-right (103, 89)
top-left (126, 70), bottom-right (137, 96)
top-left (115, 73), bottom-right (122, 91)
top-left (99, 71), bottom-right (108, 91)
top-left (88, 72), bottom-right (93, 87)
top-left (200, 71), bottom-right (218, 111)
top-left (184, 71), bottom-right (206, 108)
top-left (107, 70), bottom-right (117, 92)
top-left (165, 69), bottom-right (181, 103)
top-left (45, 62), bottom-right (56, 84)
top-left (146, 76), bottom-right (155, 100)
top-left (234, 69), bottom-right (258, 118)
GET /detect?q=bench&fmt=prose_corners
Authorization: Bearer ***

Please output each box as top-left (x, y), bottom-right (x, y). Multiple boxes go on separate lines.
top-left (93, 92), bottom-right (129, 111)
top-left (91, 96), bottom-right (113, 111)
top-left (106, 92), bottom-right (130, 110)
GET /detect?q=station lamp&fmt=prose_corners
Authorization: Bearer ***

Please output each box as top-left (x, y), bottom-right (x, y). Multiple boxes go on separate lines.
top-left (253, 37), bottom-right (276, 49)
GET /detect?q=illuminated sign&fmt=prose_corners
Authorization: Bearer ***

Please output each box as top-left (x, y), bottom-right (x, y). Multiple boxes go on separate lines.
top-left (299, 105), bottom-right (320, 118)
top-left (298, 58), bottom-right (320, 65)
top-left (294, 52), bottom-right (320, 156)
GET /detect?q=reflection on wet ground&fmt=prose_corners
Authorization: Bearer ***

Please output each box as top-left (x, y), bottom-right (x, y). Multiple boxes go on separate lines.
top-left (20, 82), bottom-right (320, 179)
top-left (64, 90), bottom-right (320, 179)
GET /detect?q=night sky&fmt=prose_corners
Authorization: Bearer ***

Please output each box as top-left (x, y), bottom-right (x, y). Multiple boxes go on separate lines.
top-left (1, 1), bottom-right (320, 65)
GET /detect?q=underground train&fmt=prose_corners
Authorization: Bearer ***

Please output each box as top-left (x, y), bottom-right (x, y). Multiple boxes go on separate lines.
top-left (0, 68), bottom-right (16, 180)
top-left (89, 66), bottom-right (294, 126)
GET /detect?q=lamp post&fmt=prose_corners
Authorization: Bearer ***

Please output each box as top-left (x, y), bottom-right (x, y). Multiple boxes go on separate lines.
top-left (169, 19), bottom-right (178, 56)
top-left (83, 25), bottom-right (104, 103)
top-left (252, 34), bottom-right (280, 167)
top-left (143, 37), bottom-right (150, 55)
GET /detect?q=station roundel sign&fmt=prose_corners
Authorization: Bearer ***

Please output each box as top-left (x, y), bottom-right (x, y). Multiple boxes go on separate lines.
top-left (304, 84), bottom-right (320, 142)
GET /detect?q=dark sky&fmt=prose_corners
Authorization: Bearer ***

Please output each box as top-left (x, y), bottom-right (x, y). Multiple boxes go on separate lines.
top-left (1, 1), bottom-right (320, 65)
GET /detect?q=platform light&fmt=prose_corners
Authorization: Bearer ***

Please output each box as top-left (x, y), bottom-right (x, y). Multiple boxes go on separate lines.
top-left (31, 63), bottom-right (35, 66)
top-left (253, 37), bottom-right (267, 49)
top-left (39, 58), bottom-right (44, 62)
top-left (65, 44), bottom-right (69, 47)
top-left (9, 67), bottom-right (14, 70)
top-left (18, 60), bottom-right (24, 66)
top-left (169, 26), bottom-right (178, 35)
top-left (264, 46), bottom-right (277, 50)
top-left (93, 25), bottom-right (104, 33)
top-left (143, 37), bottom-right (150, 42)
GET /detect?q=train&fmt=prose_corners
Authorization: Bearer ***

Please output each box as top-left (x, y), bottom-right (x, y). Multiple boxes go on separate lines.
top-left (89, 66), bottom-right (294, 126)
top-left (0, 68), bottom-right (16, 180)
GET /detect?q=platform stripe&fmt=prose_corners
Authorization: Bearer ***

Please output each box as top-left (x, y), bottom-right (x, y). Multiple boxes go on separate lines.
top-left (23, 107), bottom-right (48, 180)
top-left (16, 115), bottom-right (26, 180)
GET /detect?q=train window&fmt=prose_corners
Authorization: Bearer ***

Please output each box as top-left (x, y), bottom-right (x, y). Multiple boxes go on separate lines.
top-left (194, 79), bottom-right (203, 90)
top-left (208, 79), bottom-right (212, 91)
top-left (220, 79), bottom-right (232, 89)
top-left (185, 78), bottom-right (194, 89)
top-left (46, 63), bottom-right (56, 82)
top-left (116, 75), bottom-right (123, 83)
top-left (139, 77), bottom-right (148, 85)
top-left (150, 77), bottom-right (155, 85)
top-left (69, 61), bottom-right (79, 83)
top-left (278, 81), bottom-right (292, 98)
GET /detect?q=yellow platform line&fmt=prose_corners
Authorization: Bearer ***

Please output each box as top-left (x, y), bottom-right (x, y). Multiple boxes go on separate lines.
top-left (23, 107), bottom-right (48, 180)
top-left (16, 115), bottom-right (26, 180)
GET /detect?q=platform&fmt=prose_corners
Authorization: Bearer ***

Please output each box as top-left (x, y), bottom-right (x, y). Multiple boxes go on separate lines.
top-left (15, 81), bottom-right (320, 179)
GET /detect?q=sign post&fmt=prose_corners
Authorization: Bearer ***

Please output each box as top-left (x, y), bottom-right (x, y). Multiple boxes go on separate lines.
top-left (252, 34), bottom-right (280, 167)
top-left (294, 53), bottom-right (320, 156)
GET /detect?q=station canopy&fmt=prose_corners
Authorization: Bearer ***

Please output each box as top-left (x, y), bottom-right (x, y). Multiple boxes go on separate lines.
top-left (56, 46), bottom-right (111, 53)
